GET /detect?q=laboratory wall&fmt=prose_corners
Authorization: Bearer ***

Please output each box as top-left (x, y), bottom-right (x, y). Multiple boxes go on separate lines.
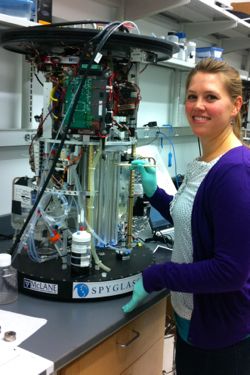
top-left (52, 0), bottom-right (118, 21)
top-left (0, 49), bottom-right (22, 130)
top-left (0, 147), bottom-right (32, 215)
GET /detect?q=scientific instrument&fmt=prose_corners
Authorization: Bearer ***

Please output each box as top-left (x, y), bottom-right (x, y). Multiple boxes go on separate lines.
top-left (0, 21), bottom-right (178, 300)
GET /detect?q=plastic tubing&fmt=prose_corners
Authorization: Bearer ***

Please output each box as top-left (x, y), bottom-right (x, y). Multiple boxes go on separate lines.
top-left (158, 129), bottom-right (179, 188)
top-left (27, 233), bottom-right (40, 262)
top-left (85, 220), bottom-right (121, 251)
top-left (70, 159), bottom-right (111, 272)
top-left (13, 208), bottom-right (39, 263)
top-left (14, 206), bottom-right (61, 263)
top-left (13, 189), bottom-right (68, 263)
top-left (85, 146), bottom-right (111, 272)
top-left (40, 211), bottom-right (65, 258)
top-left (85, 219), bottom-right (111, 272)
top-left (71, 166), bottom-right (85, 228)
top-left (38, 191), bottom-right (69, 227)
top-left (104, 20), bottom-right (140, 35)
top-left (68, 195), bottom-right (81, 231)
top-left (27, 232), bottom-right (58, 264)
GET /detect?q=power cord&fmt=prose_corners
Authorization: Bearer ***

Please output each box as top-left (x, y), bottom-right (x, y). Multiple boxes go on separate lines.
top-left (145, 232), bottom-right (174, 248)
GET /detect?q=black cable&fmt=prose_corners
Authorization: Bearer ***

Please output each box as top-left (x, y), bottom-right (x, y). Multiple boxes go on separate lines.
top-left (38, 20), bottom-right (111, 28)
top-left (139, 64), bottom-right (149, 74)
top-left (34, 73), bottom-right (43, 86)
top-left (10, 22), bottom-right (123, 259)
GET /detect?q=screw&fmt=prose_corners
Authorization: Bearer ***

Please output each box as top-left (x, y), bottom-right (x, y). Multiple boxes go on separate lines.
top-left (24, 134), bottom-right (31, 142)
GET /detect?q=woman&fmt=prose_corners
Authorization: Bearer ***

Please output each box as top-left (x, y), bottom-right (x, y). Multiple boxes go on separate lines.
top-left (122, 58), bottom-right (250, 375)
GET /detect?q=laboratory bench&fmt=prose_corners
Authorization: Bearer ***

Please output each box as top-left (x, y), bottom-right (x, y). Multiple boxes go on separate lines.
top-left (0, 237), bottom-right (172, 375)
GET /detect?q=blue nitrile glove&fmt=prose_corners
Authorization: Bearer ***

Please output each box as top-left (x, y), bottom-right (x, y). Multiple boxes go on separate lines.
top-left (122, 278), bottom-right (149, 313)
top-left (131, 160), bottom-right (157, 198)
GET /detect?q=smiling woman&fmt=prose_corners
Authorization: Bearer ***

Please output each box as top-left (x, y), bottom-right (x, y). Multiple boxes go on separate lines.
top-left (185, 60), bottom-right (243, 162)
top-left (185, 58), bottom-right (243, 162)
top-left (123, 58), bottom-right (250, 375)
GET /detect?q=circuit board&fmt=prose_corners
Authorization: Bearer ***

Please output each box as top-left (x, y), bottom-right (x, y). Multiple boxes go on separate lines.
top-left (64, 76), bottom-right (107, 132)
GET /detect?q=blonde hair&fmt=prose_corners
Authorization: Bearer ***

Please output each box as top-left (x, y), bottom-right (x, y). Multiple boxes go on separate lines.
top-left (186, 58), bottom-right (243, 139)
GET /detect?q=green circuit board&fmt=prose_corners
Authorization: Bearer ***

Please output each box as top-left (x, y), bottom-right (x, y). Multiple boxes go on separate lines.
top-left (64, 76), bottom-right (93, 129)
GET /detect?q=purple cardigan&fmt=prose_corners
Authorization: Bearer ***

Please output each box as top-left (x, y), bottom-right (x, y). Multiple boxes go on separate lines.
top-left (143, 145), bottom-right (250, 349)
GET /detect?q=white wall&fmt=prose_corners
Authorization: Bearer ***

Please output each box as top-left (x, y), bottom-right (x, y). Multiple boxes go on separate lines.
top-left (0, 49), bottom-right (22, 130)
top-left (52, 0), bottom-right (118, 21)
top-left (137, 65), bottom-right (173, 127)
top-left (0, 147), bottom-right (32, 215)
top-left (138, 136), bottom-right (200, 177)
top-left (137, 64), bottom-right (200, 177)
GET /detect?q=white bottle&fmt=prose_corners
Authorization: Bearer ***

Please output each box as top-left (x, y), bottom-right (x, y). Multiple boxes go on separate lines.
top-left (71, 230), bottom-right (91, 274)
top-left (0, 253), bottom-right (18, 304)
top-left (175, 32), bottom-right (187, 61)
top-left (186, 41), bottom-right (196, 63)
top-left (166, 32), bottom-right (179, 59)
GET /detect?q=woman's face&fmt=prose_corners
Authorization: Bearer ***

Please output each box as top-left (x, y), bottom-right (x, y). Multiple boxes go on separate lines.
top-left (185, 72), bottom-right (240, 140)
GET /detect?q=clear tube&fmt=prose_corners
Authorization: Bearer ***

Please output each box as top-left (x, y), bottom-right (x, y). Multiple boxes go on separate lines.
top-left (25, 217), bottom-right (60, 263)
top-left (13, 209), bottom-right (38, 263)
top-left (70, 150), bottom-right (111, 272)
top-left (40, 211), bottom-right (66, 258)
top-left (71, 166), bottom-right (86, 228)
top-left (13, 190), bottom-right (67, 263)
top-left (38, 191), bottom-right (69, 227)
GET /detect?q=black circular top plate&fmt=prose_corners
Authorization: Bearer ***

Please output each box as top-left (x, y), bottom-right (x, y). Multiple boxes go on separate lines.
top-left (0, 26), bottom-right (179, 61)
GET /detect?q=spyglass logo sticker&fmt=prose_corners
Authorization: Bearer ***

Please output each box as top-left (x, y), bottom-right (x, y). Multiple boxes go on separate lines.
top-left (72, 274), bottom-right (141, 299)
top-left (74, 283), bottom-right (89, 298)
top-left (23, 278), bottom-right (58, 294)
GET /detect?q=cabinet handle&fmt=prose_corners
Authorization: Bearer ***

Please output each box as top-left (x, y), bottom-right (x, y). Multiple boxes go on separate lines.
top-left (117, 329), bottom-right (140, 348)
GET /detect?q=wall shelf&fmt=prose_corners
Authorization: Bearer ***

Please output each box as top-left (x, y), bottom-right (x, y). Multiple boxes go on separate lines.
top-left (159, 57), bottom-right (195, 70)
top-left (137, 126), bottom-right (194, 141)
top-left (0, 130), bottom-right (36, 147)
top-left (0, 13), bottom-right (38, 28)
top-left (94, 0), bottom-right (250, 52)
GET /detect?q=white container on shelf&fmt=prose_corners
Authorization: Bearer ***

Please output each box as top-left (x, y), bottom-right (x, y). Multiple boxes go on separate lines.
top-left (196, 47), bottom-right (224, 59)
top-left (167, 32), bottom-right (178, 44)
top-left (0, 0), bottom-right (33, 20)
top-left (175, 32), bottom-right (187, 61)
top-left (186, 41), bottom-right (196, 63)
top-left (166, 32), bottom-right (179, 59)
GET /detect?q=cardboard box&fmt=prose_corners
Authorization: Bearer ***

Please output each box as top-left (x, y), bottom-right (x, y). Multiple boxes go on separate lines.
top-left (231, 2), bottom-right (250, 16)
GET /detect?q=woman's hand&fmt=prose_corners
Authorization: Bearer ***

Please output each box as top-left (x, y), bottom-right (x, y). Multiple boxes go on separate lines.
top-left (130, 160), bottom-right (157, 198)
top-left (122, 278), bottom-right (149, 313)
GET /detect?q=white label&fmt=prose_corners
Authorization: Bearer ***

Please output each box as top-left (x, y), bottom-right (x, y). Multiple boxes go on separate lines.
top-left (14, 185), bottom-right (32, 207)
top-left (72, 274), bottom-right (141, 299)
top-left (23, 278), bottom-right (58, 295)
top-left (98, 100), bottom-right (103, 116)
top-left (94, 52), bottom-right (102, 63)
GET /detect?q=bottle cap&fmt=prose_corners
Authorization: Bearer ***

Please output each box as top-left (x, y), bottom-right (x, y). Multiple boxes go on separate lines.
top-left (0, 253), bottom-right (12, 267)
top-left (72, 230), bottom-right (91, 243)
top-left (175, 32), bottom-right (186, 39)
